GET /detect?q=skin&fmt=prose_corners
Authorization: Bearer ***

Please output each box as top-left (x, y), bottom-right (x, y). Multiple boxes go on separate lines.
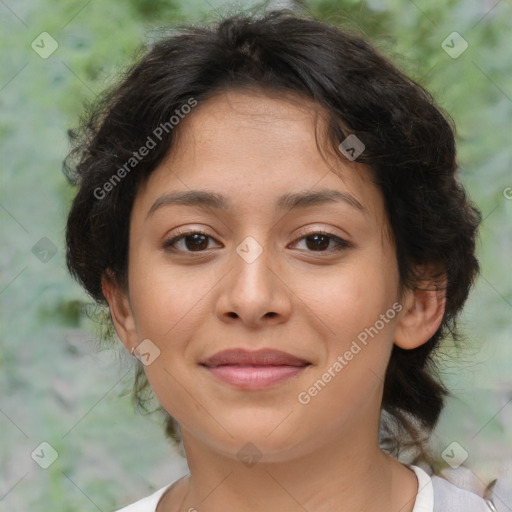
top-left (103, 89), bottom-right (445, 512)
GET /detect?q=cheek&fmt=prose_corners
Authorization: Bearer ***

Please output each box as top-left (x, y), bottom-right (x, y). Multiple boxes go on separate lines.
top-left (295, 251), bottom-right (399, 404)
top-left (127, 248), bottom-right (216, 343)
top-left (142, 362), bottom-right (204, 433)
top-left (299, 253), bottom-right (399, 343)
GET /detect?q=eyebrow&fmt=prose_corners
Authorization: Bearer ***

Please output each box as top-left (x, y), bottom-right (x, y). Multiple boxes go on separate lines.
top-left (147, 188), bottom-right (365, 218)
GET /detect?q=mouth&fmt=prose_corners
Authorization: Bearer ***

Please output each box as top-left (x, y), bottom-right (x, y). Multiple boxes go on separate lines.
top-left (200, 348), bottom-right (311, 390)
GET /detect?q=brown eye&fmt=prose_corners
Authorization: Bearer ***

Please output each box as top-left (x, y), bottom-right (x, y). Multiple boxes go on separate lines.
top-left (163, 231), bottom-right (220, 253)
top-left (291, 231), bottom-right (352, 253)
top-left (305, 233), bottom-right (330, 251)
top-left (163, 230), bottom-right (351, 255)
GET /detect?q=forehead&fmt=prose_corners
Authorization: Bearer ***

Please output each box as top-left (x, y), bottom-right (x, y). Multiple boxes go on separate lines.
top-left (133, 89), bottom-right (384, 222)
top-left (171, 89), bottom-right (331, 176)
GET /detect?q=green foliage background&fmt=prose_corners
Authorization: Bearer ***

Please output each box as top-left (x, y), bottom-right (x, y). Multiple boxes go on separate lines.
top-left (1, 0), bottom-right (510, 510)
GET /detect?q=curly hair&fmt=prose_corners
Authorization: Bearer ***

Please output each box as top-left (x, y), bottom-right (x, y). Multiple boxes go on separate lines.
top-left (64, 8), bottom-right (481, 460)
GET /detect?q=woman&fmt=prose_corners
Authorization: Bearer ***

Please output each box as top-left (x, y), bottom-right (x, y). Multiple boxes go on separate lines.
top-left (64, 8), bottom-right (494, 511)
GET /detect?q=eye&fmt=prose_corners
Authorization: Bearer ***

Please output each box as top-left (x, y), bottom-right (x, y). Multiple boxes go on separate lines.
top-left (163, 229), bottom-right (352, 255)
top-left (163, 230), bottom-right (221, 253)
top-left (290, 231), bottom-right (352, 253)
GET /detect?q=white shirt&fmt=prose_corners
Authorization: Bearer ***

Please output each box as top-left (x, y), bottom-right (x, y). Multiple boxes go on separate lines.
top-left (114, 465), bottom-right (494, 511)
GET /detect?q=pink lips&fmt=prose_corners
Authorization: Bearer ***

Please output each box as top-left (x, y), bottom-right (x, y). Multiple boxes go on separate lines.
top-left (201, 348), bottom-right (311, 390)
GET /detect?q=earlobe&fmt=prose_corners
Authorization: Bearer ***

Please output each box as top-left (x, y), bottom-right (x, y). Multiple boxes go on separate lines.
top-left (394, 273), bottom-right (446, 350)
top-left (101, 271), bottom-right (138, 351)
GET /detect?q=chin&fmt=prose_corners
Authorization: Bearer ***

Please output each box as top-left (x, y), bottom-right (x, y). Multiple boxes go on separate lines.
top-left (199, 415), bottom-right (318, 464)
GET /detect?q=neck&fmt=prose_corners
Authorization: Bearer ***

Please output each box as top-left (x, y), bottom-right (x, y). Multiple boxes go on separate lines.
top-left (170, 426), bottom-right (418, 512)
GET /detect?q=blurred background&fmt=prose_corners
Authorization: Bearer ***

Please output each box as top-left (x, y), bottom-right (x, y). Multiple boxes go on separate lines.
top-left (0, 0), bottom-right (510, 510)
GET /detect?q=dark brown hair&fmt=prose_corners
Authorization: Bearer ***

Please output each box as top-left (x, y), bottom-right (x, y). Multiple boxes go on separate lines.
top-left (64, 8), bottom-right (481, 460)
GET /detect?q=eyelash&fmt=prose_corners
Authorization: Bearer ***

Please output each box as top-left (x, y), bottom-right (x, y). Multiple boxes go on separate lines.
top-left (162, 229), bottom-right (352, 255)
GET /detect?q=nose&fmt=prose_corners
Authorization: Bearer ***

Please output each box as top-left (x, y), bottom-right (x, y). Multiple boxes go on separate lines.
top-left (215, 236), bottom-right (292, 329)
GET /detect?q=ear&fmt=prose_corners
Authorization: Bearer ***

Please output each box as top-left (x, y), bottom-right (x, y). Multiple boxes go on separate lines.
top-left (394, 268), bottom-right (447, 350)
top-left (101, 270), bottom-right (138, 352)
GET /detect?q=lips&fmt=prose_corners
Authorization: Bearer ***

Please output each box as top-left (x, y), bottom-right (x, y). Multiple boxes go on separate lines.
top-left (200, 348), bottom-right (311, 390)
top-left (201, 348), bottom-right (310, 368)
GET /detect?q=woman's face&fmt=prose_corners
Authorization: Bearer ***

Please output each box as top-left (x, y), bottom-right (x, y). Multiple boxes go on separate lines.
top-left (112, 89), bottom-right (409, 461)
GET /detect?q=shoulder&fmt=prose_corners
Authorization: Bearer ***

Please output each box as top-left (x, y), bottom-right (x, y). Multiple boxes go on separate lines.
top-left (409, 464), bottom-right (495, 512)
top-left (431, 474), bottom-right (495, 511)
top-left (113, 484), bottom-right (171, 512)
